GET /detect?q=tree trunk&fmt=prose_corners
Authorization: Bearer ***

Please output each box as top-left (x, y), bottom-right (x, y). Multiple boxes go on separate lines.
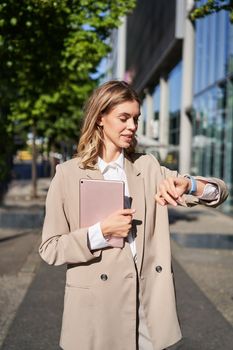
top-left (50, 142), bottom-right (56, 178)
top-left (31, 124), bottom-right (37, 198)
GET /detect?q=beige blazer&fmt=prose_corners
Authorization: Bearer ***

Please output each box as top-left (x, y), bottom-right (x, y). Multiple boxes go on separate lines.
top-left (39, 153), bottom-right (228, 350)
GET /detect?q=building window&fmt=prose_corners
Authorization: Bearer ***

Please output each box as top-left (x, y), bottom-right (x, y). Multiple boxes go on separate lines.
top-left (152, 85), bottom-right (160, 140)
top-left (168, 62), bottom-right (182, 146)
top-left (193, 10), bottom-right (233, 210)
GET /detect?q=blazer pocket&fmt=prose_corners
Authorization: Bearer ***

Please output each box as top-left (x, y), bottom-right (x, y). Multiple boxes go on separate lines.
top-left (63, 285), bottom-right (94, 322)
top-left (65, 283), bottom-right (90, 290)
top-left (61, 286), bottom-right (94, 344)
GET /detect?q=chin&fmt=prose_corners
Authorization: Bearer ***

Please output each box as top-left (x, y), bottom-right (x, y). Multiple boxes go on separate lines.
top-left (121, 143), bottom-right (131, 149)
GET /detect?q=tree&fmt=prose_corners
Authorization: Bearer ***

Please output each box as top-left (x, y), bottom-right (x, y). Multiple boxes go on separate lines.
top-left (0, 0), bottom-right (135, 197)
top-left (0, 106), bottom-right (15, 200)
top-left (190, 0), bottom-right (233, 22)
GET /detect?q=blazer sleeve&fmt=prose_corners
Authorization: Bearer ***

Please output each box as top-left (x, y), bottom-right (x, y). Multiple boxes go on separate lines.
top-left (39, 165), bottom-right (101, 266)
top-left (148, 154), bottom-right (228, 208)
top-left (160, 165), bottom-right (228, 208)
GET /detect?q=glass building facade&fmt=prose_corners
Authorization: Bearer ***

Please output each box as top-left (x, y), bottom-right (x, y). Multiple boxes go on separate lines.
top-left (169, 62), bottom-right (182, 146)
top-left (152, 85), bottom-right (160, 140)
top-left (118, 1), bottom-right (233, 213)
top-left (192, 10), bottom-right (233, 210)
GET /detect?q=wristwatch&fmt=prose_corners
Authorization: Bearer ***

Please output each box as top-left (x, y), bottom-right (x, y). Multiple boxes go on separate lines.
top-left (185, 175), bottom-right (197, 195)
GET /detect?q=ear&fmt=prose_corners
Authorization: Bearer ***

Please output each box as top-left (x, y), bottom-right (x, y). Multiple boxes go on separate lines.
top-left (97, 116), bottom-right (104, 126)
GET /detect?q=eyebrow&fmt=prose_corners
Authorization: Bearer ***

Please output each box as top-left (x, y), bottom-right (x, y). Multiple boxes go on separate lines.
top-left (117, 112), bottom-right (141, 118)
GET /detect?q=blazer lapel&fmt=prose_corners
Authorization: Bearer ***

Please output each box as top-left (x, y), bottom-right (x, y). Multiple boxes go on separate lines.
top-left (76, 157), bottom-right (104, 180)
top-left (125, 157), bottom-right (145, 275)
top-left (84, 167), bottom-right (104, 180)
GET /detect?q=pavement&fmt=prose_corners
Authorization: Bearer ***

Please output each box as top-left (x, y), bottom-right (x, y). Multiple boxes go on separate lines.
top-left (0, 178), bottom-right (50, 348)
top-left (0, 178), bottom-right (48, 240)
top-left (169, 205), bottom-right (233, 328)
top-left (0, 178), bottom-right (233, 350)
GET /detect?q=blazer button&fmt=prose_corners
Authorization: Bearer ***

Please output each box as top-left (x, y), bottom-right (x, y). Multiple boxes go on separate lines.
top-left (155, 266), bottom-right (162, 273)
top-left (100, 274), bottom-right (108, 281)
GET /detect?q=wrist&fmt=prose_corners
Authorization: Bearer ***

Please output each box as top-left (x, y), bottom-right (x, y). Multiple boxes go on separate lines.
top-left (100, 221), bottom-right (110, 237)
top-left (184, 175), bottom-right (197, 195)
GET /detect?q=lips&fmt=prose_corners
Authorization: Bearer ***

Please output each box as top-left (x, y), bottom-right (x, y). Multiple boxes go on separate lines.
top-left (121, 134), bottom-right (133, 139)
top-left (121, 136), bottom-right (133, 143)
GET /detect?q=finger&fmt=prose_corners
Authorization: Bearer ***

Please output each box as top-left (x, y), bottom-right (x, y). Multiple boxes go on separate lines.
top-left (167, 178), bottom-right (179, 198)
top-left (118, 208), bottom-right (136, 215)
top-left (176, 196), bottom-right (185, 205)
top-left (159, 180), bottom-right (177, 200)
top-left (127, 213), bottom-right (134, 219)
top-left (159, 182), bottom-right (178, 206)
top-left (125, 216), bottom-right (132, 224)
top-left (159, 188), bottom-right (178, 206)
top-left (122, 231), bottom-right (129, 237)
top-left (112, 232), bottom-right (128, 238)
top-left (155, 193), bottom-right (167, 206)
top-left (119, 229), bottom-right (130, 237)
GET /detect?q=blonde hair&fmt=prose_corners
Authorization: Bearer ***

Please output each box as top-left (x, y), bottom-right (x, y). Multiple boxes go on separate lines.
top-left (77, 80), bottom-right (141, 169)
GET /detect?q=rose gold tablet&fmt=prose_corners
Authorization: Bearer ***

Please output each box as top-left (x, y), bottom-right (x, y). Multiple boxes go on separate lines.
top-left (79, 179), bottom-right (125, 248)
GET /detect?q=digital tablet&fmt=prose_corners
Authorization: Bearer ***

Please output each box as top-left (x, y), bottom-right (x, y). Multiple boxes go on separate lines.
top-left (79, 178), bottom-right (125, 248)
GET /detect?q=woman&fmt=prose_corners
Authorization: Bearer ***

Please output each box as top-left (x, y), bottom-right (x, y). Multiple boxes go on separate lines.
top-left (39, 80), bottom-right (228, 350)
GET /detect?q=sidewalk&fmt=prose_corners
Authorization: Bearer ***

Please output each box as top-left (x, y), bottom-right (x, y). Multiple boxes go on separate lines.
top-left (0, 179), bottom-right (232, 349)
top-left (0, 178), bottom-right (50, 240)
top-left (0, 178), bottom-right (50, 347)
top-left (1, 177), bottom-right (50, 207)
top-left (169, 205), bottom-right (233, 327)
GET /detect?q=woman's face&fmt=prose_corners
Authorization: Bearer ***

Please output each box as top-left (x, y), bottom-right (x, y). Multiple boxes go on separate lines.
top-left (99, 100), bottom-right (140, 155)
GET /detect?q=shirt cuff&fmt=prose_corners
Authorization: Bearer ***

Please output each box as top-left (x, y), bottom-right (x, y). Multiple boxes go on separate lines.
top-left (88, 222), bottom-right (110, 250)
top-left (198, 183), bottom-right (219, 200)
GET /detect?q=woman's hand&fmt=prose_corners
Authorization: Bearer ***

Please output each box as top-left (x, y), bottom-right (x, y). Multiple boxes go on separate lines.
top-left (100, 208), bottom-right (136, 238)
top-left (155, 177), bottom-right (190, 206)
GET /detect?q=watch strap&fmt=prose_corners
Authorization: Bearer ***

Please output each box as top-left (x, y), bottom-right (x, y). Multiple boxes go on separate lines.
top-left (185, 175), bottom-right (197, 194)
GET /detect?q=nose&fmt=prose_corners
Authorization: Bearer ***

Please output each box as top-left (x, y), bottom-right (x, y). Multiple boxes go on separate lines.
top-left (127, 117), bottom-right (137, 131)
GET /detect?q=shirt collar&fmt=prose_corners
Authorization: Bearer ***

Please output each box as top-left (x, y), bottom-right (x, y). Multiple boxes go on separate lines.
top-left (98, 152), bottom-right (124, 174)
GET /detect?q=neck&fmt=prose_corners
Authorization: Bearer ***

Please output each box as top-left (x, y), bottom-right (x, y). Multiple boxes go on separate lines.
top-left (100, 145), bottom-right (122, 163)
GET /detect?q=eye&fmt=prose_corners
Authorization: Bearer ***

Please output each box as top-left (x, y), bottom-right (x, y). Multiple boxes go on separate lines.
top-left (119, 116), bottom-right (127, 122)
